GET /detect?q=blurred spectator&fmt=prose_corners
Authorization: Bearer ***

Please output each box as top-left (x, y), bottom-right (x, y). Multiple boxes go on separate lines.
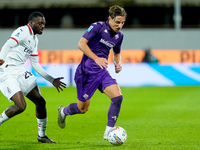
top-left (60, 14), bottom-right (74, 28)
top-left (142, 48), bottom-right (159, 63)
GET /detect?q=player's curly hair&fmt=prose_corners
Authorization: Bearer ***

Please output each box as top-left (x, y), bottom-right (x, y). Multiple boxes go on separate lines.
top-left (28, 11), bottom-right (44, 22)
top-left (108, 5), bottom-right (127, 19)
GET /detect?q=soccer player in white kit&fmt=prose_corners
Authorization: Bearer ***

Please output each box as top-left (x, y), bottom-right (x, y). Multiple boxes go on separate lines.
top-left (0, 11), bottom-right (66, 143)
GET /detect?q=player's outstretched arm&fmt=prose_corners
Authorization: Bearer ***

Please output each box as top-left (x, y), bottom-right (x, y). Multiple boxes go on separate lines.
top-left (52, 77), bottom-right (66, 93)
top-left (30, 56), bottom-right (66, 91)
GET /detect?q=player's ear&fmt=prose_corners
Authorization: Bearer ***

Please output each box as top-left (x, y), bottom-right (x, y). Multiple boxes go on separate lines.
top-left (29, 21), bottom-right (33, 26)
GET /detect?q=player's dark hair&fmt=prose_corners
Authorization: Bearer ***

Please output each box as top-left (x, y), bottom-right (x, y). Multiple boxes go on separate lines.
top-left (108, 5), bottom-right (127, 19)
top-left (28, 11), bottom-right (44, 22)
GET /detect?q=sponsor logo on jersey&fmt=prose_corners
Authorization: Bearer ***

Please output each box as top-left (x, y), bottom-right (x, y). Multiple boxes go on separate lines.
top-left (24, 48), bottom-right (33, 58)
top-left (87, 26), bottom-right (93, 32)
top-left (99, 38), bottom-right (115, 48)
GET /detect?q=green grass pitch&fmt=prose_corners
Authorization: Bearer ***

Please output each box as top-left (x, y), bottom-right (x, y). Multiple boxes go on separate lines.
top-left (0, 86), bottom-right (200, 150)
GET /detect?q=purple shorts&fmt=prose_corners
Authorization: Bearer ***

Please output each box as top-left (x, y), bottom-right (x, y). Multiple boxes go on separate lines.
top-left (74, 68), bottom-right (117, 101)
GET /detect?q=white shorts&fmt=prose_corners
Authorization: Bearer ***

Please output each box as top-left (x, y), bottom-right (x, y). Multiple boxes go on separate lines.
top-left (0, 66), bottom-right (37, 102)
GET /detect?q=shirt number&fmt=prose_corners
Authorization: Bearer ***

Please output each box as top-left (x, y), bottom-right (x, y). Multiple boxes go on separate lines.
top-left (24, 71), bottom-right (33, 79)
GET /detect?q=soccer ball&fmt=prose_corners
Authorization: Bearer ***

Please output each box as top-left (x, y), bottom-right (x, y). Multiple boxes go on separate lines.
top-left (107, 126), bottom-right (127, 146)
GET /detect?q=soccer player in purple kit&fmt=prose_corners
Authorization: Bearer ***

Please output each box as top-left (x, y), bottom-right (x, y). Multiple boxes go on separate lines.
top-left (58, 5), bottom-right (127, 140)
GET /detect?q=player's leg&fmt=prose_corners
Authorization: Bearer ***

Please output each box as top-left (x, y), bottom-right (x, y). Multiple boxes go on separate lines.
top-left (58, 99), bottom-right (90, 129)
top-left (103, 84), bottom-right (123, 140)
top-left (0, 91), bottom-right (26, 125)
top-left (18, 70), bottom-right (54, 143)
top-left (63, 99), bottom-right (90, 115)
top-left (58, 69), bottom-right (98, 129)
top-left (26, 86), bottom-right (55, 143)
top-left (26, 86), bottom-right (46, 119)
top-left (0, 76), bottom-right (26, 126)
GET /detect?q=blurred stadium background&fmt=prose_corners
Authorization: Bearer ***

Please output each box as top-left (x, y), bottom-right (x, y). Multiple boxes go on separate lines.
top-left (0, 0), bottom-right (200, 87)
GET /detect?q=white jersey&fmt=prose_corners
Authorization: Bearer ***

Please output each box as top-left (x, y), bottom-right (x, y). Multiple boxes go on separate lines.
top-left (0, 24), bottom-right (54, 84)
top-left (3, 24), bottom-right (38, 67)
top-left (0, 24), bottom-right (55, 100)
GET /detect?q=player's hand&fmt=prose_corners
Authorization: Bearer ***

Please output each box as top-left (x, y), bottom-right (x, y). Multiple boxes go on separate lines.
top-left (52, 77), bottom-right (67, 93)
top-left (94, 57), bottom-right (108, 69)
top-left (0, 59), bottom-right (5, 66)
top-left (115, 64), bottom-right (122, 73)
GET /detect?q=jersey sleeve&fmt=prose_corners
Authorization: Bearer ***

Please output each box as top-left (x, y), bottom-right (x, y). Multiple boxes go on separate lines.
top-left (82, 22), bottom-right (103, 41)
top-left (31, 37), bottom-right (39, 56)
top-left (10, 26), bottom-right (27, 44)
top-left (0, 38), bottom-right (18, 60)
top-left (29, 55), bottom-right (54, 83)
top-left (113, 34), bottom-right (123, 54)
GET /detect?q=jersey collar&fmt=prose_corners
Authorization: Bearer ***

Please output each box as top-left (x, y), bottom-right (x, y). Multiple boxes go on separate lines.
top-left (27, 24), bottom-right (34, 35)
top-left (106, 21), bottom-right (111, 32)
top-left (106, 20), bottom-right (118, 36)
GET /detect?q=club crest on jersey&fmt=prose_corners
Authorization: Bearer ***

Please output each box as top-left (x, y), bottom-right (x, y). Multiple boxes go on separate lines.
top-left (15, 32), bottom-right (20, 37)
top-left (115, 34), bottom-right (119, 40)
top-left (87, 26), bottom-right (93, 32)
top-left (83, 94), bottom-right (89, 99)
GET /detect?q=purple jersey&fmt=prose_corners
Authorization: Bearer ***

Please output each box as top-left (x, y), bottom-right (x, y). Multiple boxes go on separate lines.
top-left (75, 21), bottom-right (123, 101)
top-left (79, 21), bottom-right (123, 74)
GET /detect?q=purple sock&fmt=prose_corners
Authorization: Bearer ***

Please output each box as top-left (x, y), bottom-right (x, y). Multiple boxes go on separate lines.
top-left (63, 103), bottom-right (82, 115)
top-left (107, 95), bottom-right (123, 127)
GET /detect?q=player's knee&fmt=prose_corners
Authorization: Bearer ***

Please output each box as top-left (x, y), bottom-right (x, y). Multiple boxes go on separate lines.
top-left (36, 97), bottom-right (46, 107)
top-left (111, 95), bottom-right (123, 105)
top-left (16, 103), bottom-right (26, 113)
top-left (39, 97), bottom-right (46, 107)
top-left (78, 107), bottom-right (89, 114)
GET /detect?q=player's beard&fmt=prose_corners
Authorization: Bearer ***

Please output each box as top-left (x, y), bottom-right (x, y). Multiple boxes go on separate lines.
top-left (32, 26), bottom-right (43, 35)
top-left (36, 29), bottom-right (43, 35)
top-left (37, 31), bottom-right (43, 35)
